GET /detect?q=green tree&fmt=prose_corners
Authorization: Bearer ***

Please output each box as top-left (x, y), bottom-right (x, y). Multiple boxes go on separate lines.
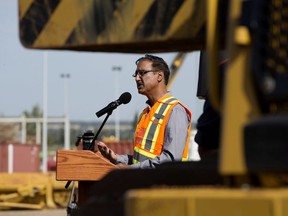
top-left (23, 104), bottom-right (42, 143)
top-left (23, 104), bottom-right (42, 118)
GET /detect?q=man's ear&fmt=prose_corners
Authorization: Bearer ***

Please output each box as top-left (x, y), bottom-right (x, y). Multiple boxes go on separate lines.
top-left (157, 71), bottom-right (164, 83)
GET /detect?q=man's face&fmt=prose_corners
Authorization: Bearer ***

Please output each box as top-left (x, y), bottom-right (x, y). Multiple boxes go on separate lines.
top-left (135, 60), bottom-right (159, 95)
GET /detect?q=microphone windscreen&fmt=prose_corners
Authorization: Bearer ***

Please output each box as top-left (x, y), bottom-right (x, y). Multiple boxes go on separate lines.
top-left (119, 92), bottom-right (132, 104)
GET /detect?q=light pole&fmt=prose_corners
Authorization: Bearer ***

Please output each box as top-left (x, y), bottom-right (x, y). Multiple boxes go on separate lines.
top-left (60, 73), bottom-right (70, 150)
top-left (112, 66), bottom-right (121, 141)
top-left (60, 73), bottom-right (70, 116)
top-left (42, 52), bottom-right (48, 173)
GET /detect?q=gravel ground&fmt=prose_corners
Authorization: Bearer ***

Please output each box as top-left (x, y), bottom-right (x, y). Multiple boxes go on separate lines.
top-left (0, 209), bottom-right (67, 216)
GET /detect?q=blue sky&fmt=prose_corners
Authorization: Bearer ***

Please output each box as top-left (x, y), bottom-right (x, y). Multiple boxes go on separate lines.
top-left (0, 0), bottom-right (204, 123)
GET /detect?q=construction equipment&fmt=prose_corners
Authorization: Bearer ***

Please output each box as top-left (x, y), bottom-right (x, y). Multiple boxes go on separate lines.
top-left (0, 172), bottom-right (72, 210)
top-left (17, 0), bottom-right (288, 215)
top-left (168, 52), bottom-right (187, 90)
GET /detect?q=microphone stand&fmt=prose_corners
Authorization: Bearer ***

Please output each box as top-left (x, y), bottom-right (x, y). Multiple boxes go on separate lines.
top-left (65, 109), bottom-right (113, 190)
top-left (88, 109), bottom-right (113, 150)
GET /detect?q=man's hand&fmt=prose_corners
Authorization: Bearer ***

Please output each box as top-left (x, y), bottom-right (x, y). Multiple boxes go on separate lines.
top-left (117, 164), bottom-right (130, 168)
top-left (95, 141), bottom-right (117, 164)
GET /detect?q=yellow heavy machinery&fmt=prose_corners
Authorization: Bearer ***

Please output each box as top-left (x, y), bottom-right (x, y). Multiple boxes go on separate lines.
top-left (17, 0), bottom-right (288, 215)
top-left (0, 172), bottom-right (70, 210)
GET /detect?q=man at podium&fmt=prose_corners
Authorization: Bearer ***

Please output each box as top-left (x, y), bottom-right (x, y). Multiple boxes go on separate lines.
top-left (96, 54), bottom-right (192, 169)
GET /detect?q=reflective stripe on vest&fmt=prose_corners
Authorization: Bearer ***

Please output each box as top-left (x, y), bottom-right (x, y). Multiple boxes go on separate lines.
top-left (141, 96), bottom-right (177, 151)
top-left (133, 96), bottom-right (179, 163)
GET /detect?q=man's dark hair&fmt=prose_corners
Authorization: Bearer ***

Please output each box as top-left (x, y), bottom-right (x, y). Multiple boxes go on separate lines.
top-left (136, 54), bottom-right (170, 85)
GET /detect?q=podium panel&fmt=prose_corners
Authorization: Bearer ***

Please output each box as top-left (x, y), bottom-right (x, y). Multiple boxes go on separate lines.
top-left (56, 150), bottom-right (119, 205)
top-left (56, 150), bottom-right (118, 181)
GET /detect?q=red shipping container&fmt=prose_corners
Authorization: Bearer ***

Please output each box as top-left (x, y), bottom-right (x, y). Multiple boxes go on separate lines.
top-left (105, 141), bottom-right (134, 155)
top-left (0, 143), bottom-right (40, 172)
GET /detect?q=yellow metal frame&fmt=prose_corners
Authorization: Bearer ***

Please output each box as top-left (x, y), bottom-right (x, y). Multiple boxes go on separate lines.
top-left (0, 172), bottom-right (72, 210)
top-left (206, 0), bottom-right (261, 175)
top-left (126, 187), bottom-right (288, 216)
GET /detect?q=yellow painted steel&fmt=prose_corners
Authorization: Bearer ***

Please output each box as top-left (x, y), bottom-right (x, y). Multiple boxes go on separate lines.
top-left (166, 0), bottom-right (205, 38)
top-left (126, 187), bottom-right (288, 216)
top-left (167, 52), bottom-right (187, 90)
top-left (206, 0), bottom-right (221, 112)
top-left (34, 0), bottom-right (93, 47)
top-left (235, 26), bottom-right (251, 45)
top-left (0, 172), bottom-right (72, 210)
top-left (96, 0), bottom-right (205, 49)
top-left (19, 0), bottom-right (205, 52)
top-left (18, 0), bottom-right (34, 19)
top-left (219, 0), bottom-right (260, 175)
top-left (95, 0), bottom-right (155, 44)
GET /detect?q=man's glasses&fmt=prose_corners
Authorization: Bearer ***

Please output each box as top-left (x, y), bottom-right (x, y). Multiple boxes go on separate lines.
top-left (132, 69), bottom-right (159, 77)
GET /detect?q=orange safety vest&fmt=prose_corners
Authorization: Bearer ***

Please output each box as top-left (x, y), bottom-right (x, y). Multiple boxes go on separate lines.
top-left (133, 95), bottom-right (192, 164)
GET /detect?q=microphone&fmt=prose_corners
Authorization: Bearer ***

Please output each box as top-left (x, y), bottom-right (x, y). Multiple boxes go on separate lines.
top-left (96, 92), bottom-right (132, 118)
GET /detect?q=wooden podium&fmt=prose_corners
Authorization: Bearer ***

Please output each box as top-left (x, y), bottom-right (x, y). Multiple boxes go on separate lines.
top-left (56, 150), bottom-right (118, 205)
